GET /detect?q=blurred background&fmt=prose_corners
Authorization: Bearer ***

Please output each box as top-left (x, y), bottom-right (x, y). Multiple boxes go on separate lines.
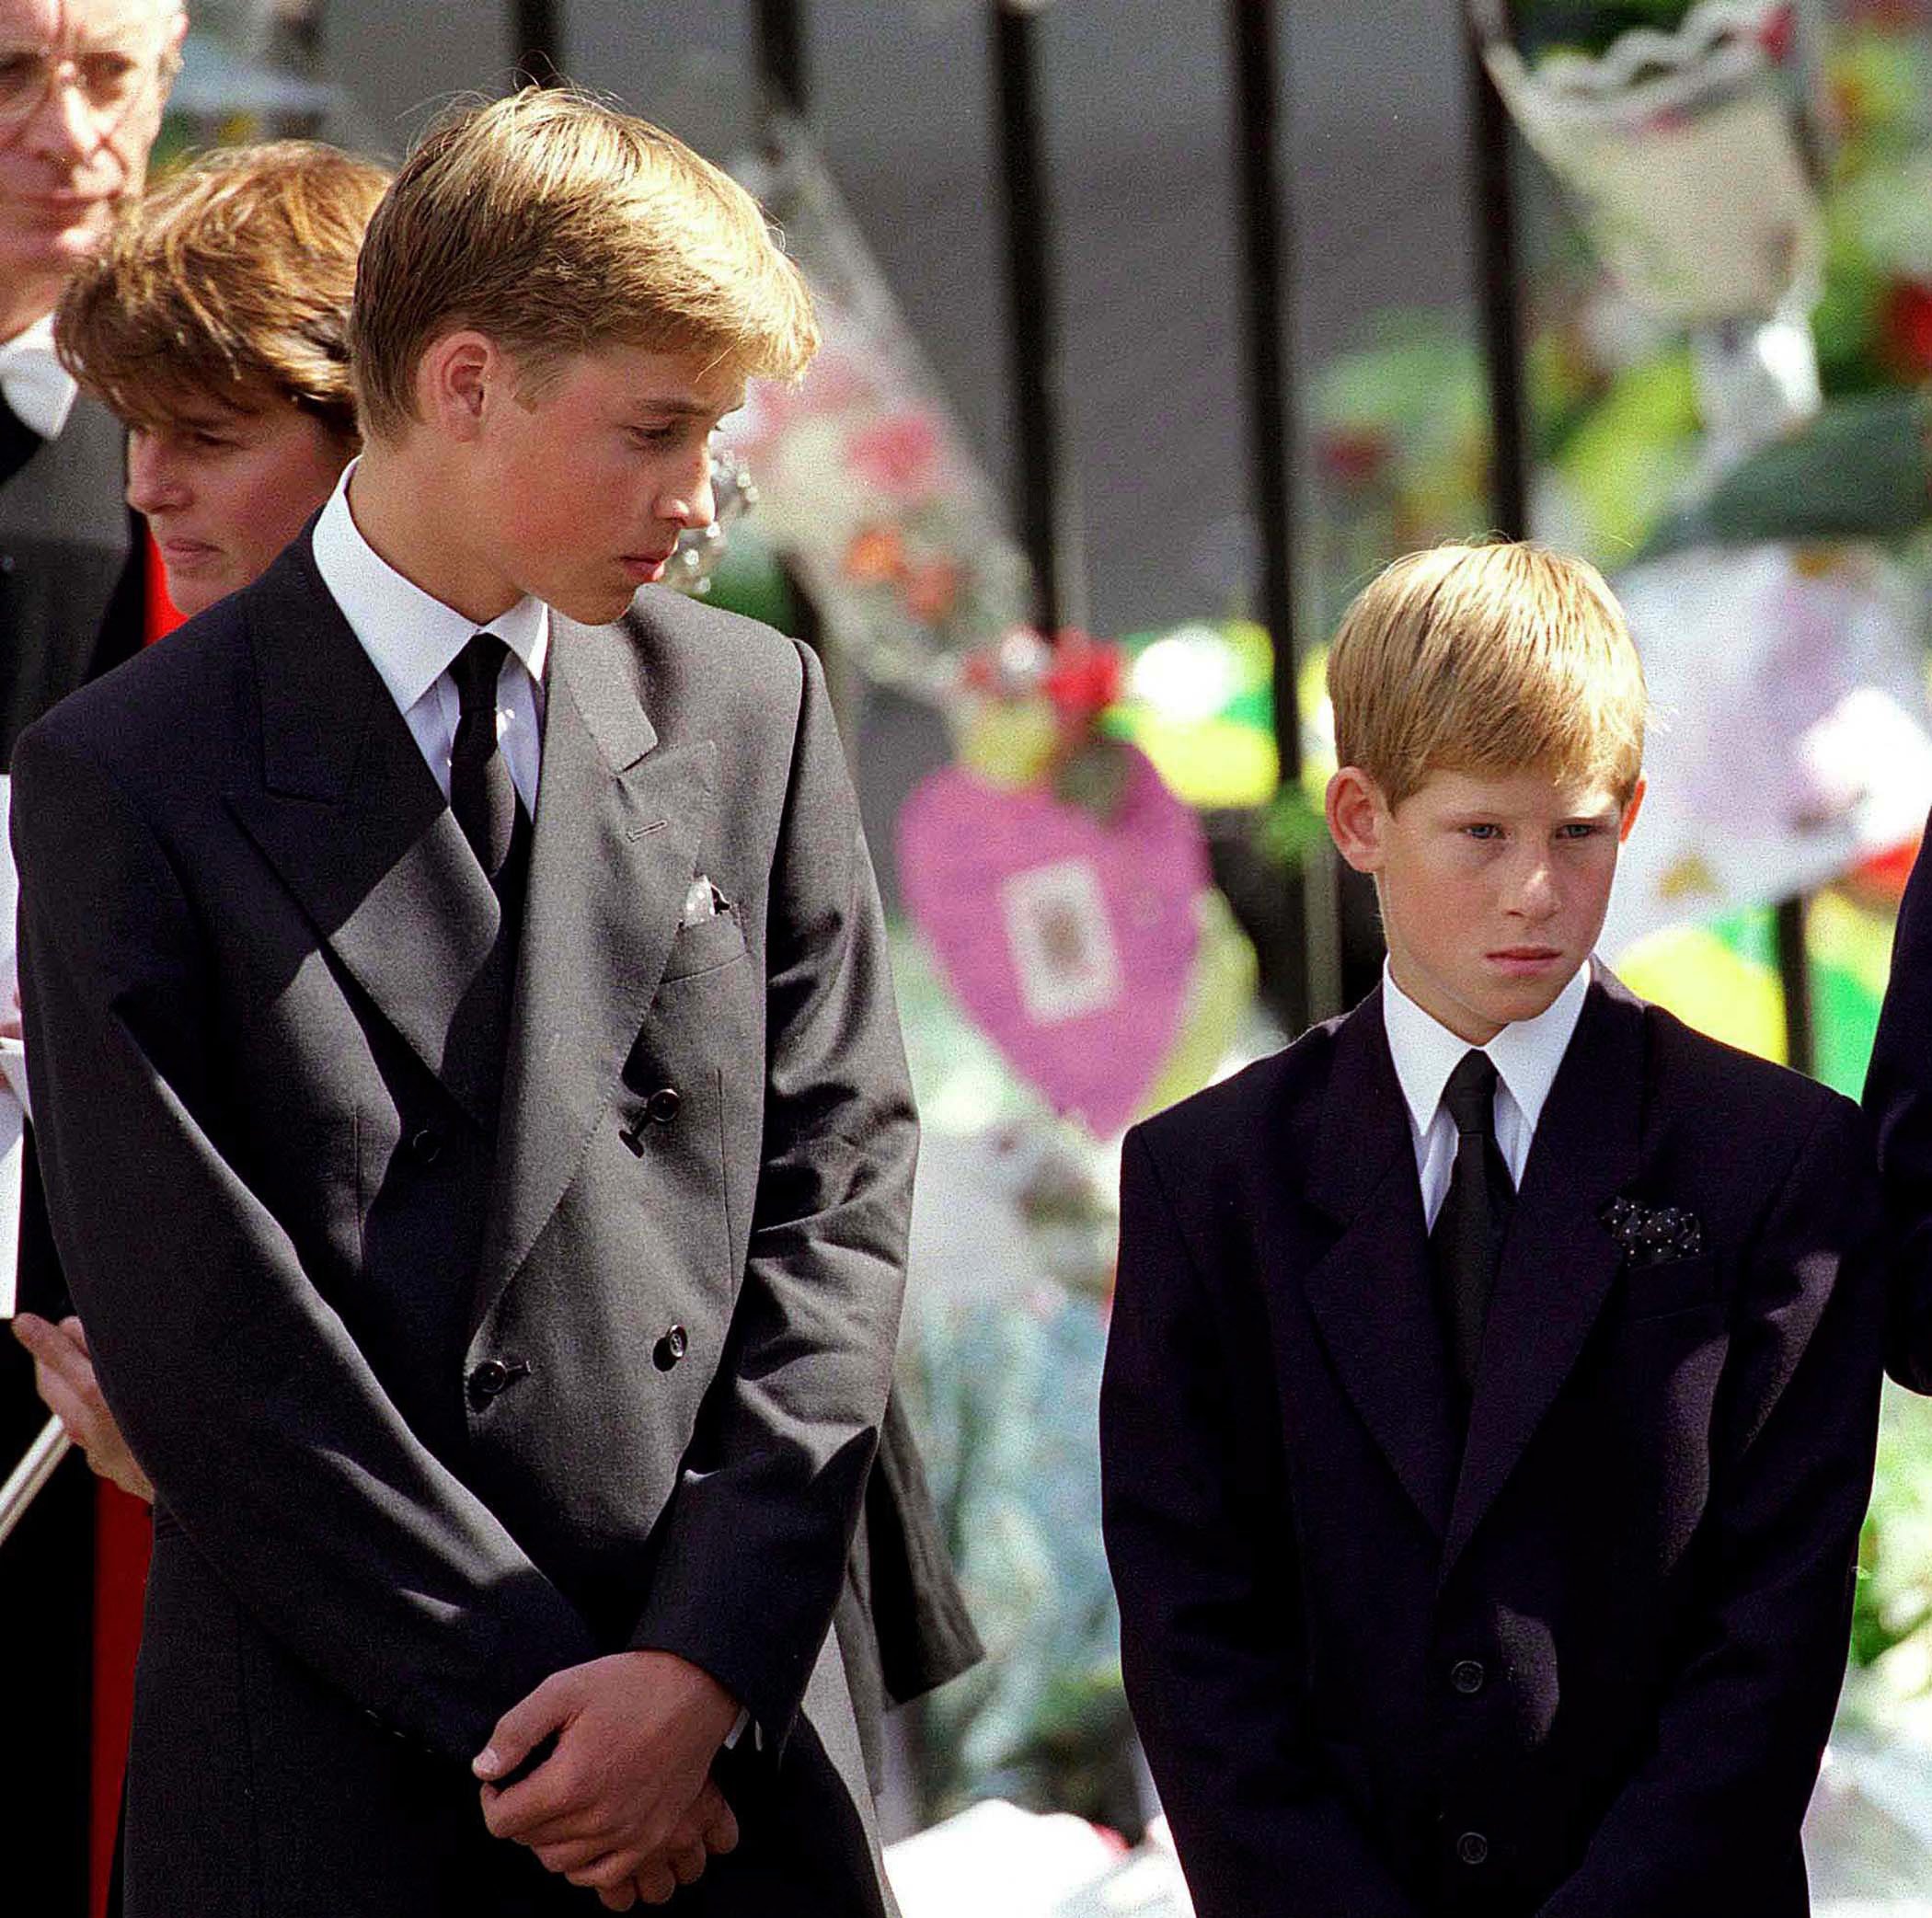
top-left (85, 1), bottom-right (1932, 1911)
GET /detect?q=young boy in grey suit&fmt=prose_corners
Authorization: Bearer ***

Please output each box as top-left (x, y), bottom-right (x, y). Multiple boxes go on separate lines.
top-left (15, 88), bottom-right (918, 1916)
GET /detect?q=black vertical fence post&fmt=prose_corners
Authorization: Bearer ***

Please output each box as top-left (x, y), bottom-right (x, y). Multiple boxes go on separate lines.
top-left (747, 1), bottom-right (830, 682)
top-left (755, 0), bottom-right (810, 131)
top-left (1465, 23), bottom-right (1528, 539)
top-left (1777, 899), bottom-right (1815, 1077)
top-left (1230, 0), bottom-right (1299, 792)
top-left (1773, 4), bottom-right (1825, 1079)
top-left (994, 0), bottom-right (1081, 637)
top-left (511, 0), bottom-right (562, 84)
top-left (1227, 0), bottom-right (1333, 1027)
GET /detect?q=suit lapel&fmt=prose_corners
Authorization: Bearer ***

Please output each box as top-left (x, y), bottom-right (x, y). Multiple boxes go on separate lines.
top-left (1287, 989), bottom-right (1462, 1538)
top-left (467, 611), bottom-right (719, 1340)
top-left (1442, 966), bottom-right (1646, 1572)
top-left (223, 536), bottom-right (507, 1128)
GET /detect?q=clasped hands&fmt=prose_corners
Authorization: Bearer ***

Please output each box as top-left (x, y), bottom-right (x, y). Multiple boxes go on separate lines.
top-left (474, 1648), bottom-right (743, 1910)
top-left (11, 1309), bottom-right (742, 1907)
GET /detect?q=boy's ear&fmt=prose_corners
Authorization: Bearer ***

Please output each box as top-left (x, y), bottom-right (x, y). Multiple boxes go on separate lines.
top-left (1618, 777), bottom-right (1647, 845)
top-left (1327, 766), bottom-right (1388, 875)
top-left (413, 330), bottom-right (499, 442)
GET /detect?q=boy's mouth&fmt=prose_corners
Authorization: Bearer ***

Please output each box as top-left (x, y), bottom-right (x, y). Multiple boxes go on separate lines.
top-left (1488, 946), bottom-right (1564, 975)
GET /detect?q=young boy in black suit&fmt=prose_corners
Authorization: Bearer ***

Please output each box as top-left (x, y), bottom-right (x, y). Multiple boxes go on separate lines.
top-left (1100, 541), bottom-right (1883, 1917)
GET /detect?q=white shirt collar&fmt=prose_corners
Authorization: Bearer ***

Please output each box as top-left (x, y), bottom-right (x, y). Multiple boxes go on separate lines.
top-left (0, 314), bottom-right (80, 442)
top-left (309, 459), bottom-right (549, 708)
top-left (1381, 959), bottom-right (1591, 1145)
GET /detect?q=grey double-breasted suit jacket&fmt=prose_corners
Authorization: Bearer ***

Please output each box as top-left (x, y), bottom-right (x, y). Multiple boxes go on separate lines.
top-left (13, 531), bottom-right (919, 1915)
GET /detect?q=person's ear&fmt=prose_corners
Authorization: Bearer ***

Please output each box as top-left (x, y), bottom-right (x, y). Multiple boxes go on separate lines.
top-left (1327, 765), bottom-right (1390, 875)
top-left (415, 331), bottom-right (497, 443)
top-left (1617, 776), bottom-right (1646, 844)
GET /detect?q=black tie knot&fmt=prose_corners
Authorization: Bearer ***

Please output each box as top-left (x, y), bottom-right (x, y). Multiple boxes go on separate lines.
top-left (453, 631), bottom-right (509, 717)
top-left (1442, 1050), bottom-right (1499, 1139)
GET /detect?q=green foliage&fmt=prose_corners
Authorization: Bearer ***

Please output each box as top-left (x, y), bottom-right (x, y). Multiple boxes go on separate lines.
top-left (1853, 1386), bottom-right (1932, 1683)
top-left (1257, 785), bottom-right (1329, 873)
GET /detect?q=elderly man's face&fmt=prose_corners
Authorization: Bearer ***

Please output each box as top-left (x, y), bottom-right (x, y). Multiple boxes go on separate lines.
top-left (0, 0), bottom-right (182, 309)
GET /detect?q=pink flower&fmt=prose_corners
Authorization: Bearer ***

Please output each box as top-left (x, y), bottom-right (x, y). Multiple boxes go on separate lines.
top-left (845, 413), bottom-right (940, 499)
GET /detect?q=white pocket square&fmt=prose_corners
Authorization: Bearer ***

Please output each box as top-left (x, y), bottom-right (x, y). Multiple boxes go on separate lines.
top-left (681, 874), bottom-right (723, 927)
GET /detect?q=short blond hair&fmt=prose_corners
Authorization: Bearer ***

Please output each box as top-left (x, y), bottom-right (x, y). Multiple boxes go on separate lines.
top-left (349, 87), bottom-right (819, 443)
top-left (1328, 541), bottom-right (1647, 808)
top-left (55, 141), bottom-right (391, 443)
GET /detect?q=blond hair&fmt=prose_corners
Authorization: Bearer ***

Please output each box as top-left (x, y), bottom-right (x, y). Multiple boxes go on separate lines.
top-left (1328, 541), bottom-right (1647, 808)
top-left (349, 87), bottom-right (819, 443)
top-left (55, 141), bottom-right (391, 443)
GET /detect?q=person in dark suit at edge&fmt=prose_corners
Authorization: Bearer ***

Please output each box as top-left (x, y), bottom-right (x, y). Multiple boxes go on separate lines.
top-left (16, 86), bottom-right (926, 1913)
top-left (0, 2), bottom-right (184, 1904)
top-left (1101, 542), bottom-right (1883, 1916)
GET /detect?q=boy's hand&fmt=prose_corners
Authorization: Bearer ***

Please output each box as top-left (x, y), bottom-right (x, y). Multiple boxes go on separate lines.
top-left (475, 1650), bottom-right (742, 1901)
top-left (11, 1314), bottom-right (154, 1500)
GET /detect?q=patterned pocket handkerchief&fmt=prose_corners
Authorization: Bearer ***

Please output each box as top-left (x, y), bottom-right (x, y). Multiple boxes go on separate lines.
top-left (681, 874), bottom-right (723, 928)
top-left (1601, 1195), bottom-right (1706, 1269)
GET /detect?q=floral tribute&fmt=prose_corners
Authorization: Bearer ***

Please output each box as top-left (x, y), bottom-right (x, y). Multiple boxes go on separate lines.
top-left (897, 628), bottom-right (1256, 1139)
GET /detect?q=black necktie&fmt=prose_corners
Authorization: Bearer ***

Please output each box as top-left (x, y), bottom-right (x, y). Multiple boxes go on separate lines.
top-left (1431, 1050), bottom-right (1515, 1400)
top-left (449, 632), bottom-right (523, 890)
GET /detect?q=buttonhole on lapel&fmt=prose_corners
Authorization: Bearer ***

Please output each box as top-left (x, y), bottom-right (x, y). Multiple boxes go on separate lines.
top-left (627, 818), bottom-right (670, 842)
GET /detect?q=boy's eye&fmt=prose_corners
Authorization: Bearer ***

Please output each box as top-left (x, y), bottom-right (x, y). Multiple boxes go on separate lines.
top-left (1464, 823), bottom-right (1501, 842)
top-left (1558, 821), bottom-right (1603, 840)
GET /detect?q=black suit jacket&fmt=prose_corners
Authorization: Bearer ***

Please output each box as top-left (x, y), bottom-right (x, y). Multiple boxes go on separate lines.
top-left (1863, 813), bottom-right (1932, 1393)
top-left (13, 534), bottom-right (919, 1916)
top-left (1101, 970), bottom-right (1881, 1918)
top-left (0, 386), bottom-right (144, 766)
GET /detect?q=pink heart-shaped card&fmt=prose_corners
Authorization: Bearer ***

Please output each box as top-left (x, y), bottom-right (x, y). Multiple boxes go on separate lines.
top-left (897, 744), bottom-right (1208, 1134)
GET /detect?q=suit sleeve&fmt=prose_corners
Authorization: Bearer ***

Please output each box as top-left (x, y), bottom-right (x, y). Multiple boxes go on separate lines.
top-left (627, 641), bottom-right (917, 1746)
top-left (1100, 1125), bottom-right (1427, 1918)
top-left (1864, 811), bottom-right (1932, 1390)
top-left (1535, 1097), bottom-right (1883, 1917)
top-left (12, 720), bottom-right (601, 1763)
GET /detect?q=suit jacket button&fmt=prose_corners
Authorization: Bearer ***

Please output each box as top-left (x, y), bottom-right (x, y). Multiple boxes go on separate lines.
top-left (1455, 1832), bottom-right (1489, 1867)
top-left (409, 1126), bottom-right (443, 1165)
top-left (1450, 1659), bottom-right (1486, 1695)
top-left (653, 1325), bottom-right (688, 1371)
top-left (468, 1358), bottom-right (512, 1402)
top-left (647, 1086), bottom-right (682, 1124)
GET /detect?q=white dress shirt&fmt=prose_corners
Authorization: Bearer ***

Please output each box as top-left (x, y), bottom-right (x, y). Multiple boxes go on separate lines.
top-left (0, 314), bottom-right (79, 441)
top-left (310, 462), bottom-right (547, 810)
top-left (1381, 959), bottom-right (1591, 1231)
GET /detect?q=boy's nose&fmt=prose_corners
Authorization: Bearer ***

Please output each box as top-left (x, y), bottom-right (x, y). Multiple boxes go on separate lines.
top-left (1505, 856), bottom-right (1559, 919)
top-left (660, 453), bottom-right (715, 532)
